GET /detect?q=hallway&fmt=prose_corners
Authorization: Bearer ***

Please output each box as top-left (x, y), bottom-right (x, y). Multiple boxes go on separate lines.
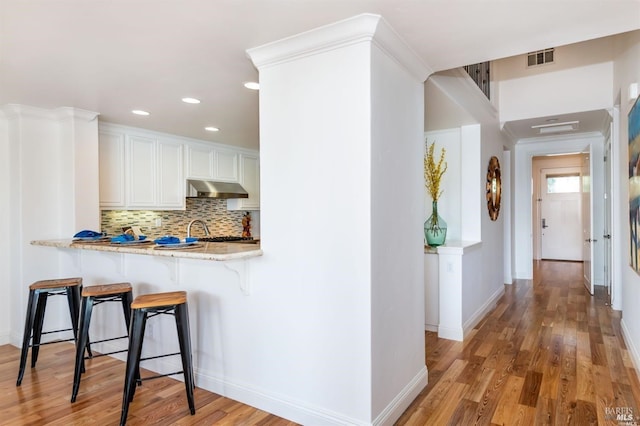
top-left (397, 260), bottom-right (640, 425)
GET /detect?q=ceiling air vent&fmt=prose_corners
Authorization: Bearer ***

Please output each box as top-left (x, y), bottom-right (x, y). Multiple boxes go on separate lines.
top-left (527, 48), bottom-right (554, 67)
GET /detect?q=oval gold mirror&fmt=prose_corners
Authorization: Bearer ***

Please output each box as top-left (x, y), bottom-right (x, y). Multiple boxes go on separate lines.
top-left (486, 156), bottom-right (501, 221)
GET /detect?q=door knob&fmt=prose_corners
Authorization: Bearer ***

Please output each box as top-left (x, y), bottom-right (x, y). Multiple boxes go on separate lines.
top-left (542, 218), bottom-right (548, 229)
top-left (603, 234), bottom-right (611, 239)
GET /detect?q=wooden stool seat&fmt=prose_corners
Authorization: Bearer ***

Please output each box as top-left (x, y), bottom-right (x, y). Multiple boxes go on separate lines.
top-left (17, 277), bottom-right (83, 386)
top-left (120, 290), bottom-right (195, 425)
top-left (130, 291), bottom-right (186, 309)
top-left (71, 282), bottom-right (134, 403)
top-left (82, 282), bottom-right (132, 297)
top-left (30, 277), bottom-right (82, 290)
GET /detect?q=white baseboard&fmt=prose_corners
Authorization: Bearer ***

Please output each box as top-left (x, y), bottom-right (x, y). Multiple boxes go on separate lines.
top-left (372, 366), bottom-right (428, 426)
top-left (437, 286), bottom-right (504, 342)
top-left (424, 324), bottom-right (438, 332)
top-left (96, 341), bottom-right (424, 425)
top-left (621, 319), bottom-right (640, 381)
top-left (438, 325), bottom-right (463, 341)
top-left (462, 286), bottom-right (504, 339)
top-left (0, 331), bottom-right (11, 345)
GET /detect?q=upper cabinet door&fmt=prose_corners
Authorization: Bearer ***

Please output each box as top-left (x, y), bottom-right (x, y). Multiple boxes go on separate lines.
top-left (227, 153), bottom-right (260, 210)
top-left (98, 131), bottom-right (126, 207)
top-left (127, 135), bottom-right (157, 207)
top-left (214, 148), bottom-right (239, 182)
top-left (157, 140), bottom-right (184, 208)
top-left (186, 145), bottom-right (214, 179)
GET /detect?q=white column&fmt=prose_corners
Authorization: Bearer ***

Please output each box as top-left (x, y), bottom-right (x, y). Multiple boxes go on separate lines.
top-left (248, 14), bottom-right (431, 424)
top-left (3, 105), bottom-right (99, 346)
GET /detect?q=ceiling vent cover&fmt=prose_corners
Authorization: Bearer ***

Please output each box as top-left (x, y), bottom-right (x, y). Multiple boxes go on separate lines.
top-left (527, 48), bottom-right (554, 67)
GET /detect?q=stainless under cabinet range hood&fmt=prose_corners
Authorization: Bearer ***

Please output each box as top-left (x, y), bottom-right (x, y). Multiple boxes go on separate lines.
top-left (186, 179), bottom-right (248, 199)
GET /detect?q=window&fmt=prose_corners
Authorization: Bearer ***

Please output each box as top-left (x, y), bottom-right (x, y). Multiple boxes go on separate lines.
top-left (546, 174), bottom-right (580, 193)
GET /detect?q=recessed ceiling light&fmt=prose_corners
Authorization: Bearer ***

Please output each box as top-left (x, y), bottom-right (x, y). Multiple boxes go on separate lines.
top-left (132, 110), bottom-right (150, 116)
top-left (205, 127), bottom-right (219, 132)
top-left (243, 82), bottom-right (260, 90)
top-left (182, 97), bottom-right (201, 104)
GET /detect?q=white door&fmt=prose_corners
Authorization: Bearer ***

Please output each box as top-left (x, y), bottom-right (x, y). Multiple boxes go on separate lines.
top-left (582, 151), bottom-right (594, 295)
top-left (540, 167), bottom-right (583, 261)
top-left (603, 134), bottom-right (612, 303)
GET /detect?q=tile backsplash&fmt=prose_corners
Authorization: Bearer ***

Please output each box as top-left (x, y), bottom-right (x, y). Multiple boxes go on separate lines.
top-left (101, 198), bottom-right (254, 239)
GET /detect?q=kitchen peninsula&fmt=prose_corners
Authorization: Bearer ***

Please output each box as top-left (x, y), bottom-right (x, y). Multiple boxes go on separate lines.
top-left (31, 239), bottom-right (262, 261)
top-left (27, 233), bottom-right (265, 408)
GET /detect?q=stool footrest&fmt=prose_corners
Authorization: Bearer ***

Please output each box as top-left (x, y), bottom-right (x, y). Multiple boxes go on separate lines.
top-left (86, 335), bottom-right (128, 345)
top-left (137, 371), bottom-right (184, 383)
top-left (31, 337), bottom-right (76, 347)
top-left (140, 352), bottom-right (180, 362)
top-left (39, 327), bottom-right (74, 336)
top-left (86, 348), bottom-right (127, 359)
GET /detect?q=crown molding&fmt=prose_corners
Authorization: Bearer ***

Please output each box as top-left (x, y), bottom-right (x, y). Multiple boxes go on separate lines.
top-left (247, 13), bottom-right (431, 82)
top-left (2, 104), bottom-right (99, 122)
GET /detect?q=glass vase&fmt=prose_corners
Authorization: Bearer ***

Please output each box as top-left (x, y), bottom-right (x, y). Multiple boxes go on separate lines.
top-left (424, 201), bottom-right (447, 247)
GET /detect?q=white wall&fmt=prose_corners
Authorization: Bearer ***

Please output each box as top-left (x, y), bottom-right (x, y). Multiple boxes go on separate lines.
top-left (3, 106), bottom-right (100, 344)
top-left (370, 37), bottom-right (427, 421)
top-left (424, 69), bottom-right (510, 339)
top-left (497, 37), bottom-right (615, 122)
top-left (247, 14), bottom-right (429, 425)
top-left (0, 112), bottom-right (10, 344)
top-left (613, 30), bottom-right (640, 372)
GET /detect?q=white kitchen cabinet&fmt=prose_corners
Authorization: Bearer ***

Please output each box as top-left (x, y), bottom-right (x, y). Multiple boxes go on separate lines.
top-left (127, 135), bottom-right (157, 207)
top-left (227, 153), bottom-right (260, 210)
top-left (214, 148), bottom-right (239, 182)
top-left (157, 140), bottom-right (184, 207)
top-left (126, 136), bottom-right (184, 209)
top-left (186, 143), bottom-right (238, 182)
top-left (99, 126), bottom-right (184, 210)
top-left (98, 131), bottom-right (126, 207)
top-left (186, 144), bottom-right (214, 179)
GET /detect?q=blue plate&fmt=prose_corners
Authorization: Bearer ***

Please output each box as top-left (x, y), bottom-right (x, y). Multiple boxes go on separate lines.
top-left (154, 237), bottom-right (198, 245)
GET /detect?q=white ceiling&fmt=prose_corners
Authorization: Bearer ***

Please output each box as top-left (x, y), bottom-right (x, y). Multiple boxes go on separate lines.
top-left (2, 1), bottom-right (639, 150)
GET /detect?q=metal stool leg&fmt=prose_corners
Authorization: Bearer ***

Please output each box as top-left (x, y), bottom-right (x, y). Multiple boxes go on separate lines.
top-left (175, 303), bottom-right (195, 415)
top-left (17, 289), bottom-right (38, 386)
top-left (120, 308), bottom-right (146, 426)
top-left (30, 291), bottom-right (48, 367)
top-left (71, 295), bottom-right (94, 402)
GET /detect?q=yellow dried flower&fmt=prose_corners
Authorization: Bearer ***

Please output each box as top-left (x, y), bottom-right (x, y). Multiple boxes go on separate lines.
top-left (424, 141), bottom-right (447, 201)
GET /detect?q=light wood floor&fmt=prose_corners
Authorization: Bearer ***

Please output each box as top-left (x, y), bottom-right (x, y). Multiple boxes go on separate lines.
top-left (1, 260), bottom-right (638, 425)
top-left (397, 260), bottom-right (640, 425)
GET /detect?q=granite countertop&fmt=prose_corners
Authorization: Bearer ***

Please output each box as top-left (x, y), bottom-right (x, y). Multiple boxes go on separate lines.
top-left (31, 239), bottom-right (263, 261)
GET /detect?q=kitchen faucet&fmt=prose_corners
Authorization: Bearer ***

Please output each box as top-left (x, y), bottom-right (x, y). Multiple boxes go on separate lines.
top-left (187, 219), bottom-right (211, 238)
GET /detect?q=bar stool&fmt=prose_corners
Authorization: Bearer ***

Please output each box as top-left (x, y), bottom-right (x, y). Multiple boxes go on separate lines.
top-left (120, 291), bottom-right (195, 425)
top-left (17, 277), bottom-right (83, 386)
top-left (71, 282), bottom-right (134, 402)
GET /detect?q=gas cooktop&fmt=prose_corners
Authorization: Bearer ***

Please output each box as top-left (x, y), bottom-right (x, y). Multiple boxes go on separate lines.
top-left (197, 236), bottom-right (254, 242)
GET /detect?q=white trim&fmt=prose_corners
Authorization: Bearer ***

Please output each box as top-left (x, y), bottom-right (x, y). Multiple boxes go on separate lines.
top-left (438, 325), bottom-right (463, 341)
top-left (247, 14), bottom-right (431, 82)
top-left (463, 286), bottom-right (505, 339)
top-left (99, 122), bottom-right (259, 157)
top-left (0, 332), bottom-right (11, 345)
top-left (372, 367), bottom-right (428, 426)
top-left (80, 340), bottom-right (426, 426)
top-left (621, 319), bottom-right (640, 382)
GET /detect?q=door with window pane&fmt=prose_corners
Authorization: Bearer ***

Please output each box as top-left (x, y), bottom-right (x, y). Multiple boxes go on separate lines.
top-left (540, 167), bottom-right (583, 261)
